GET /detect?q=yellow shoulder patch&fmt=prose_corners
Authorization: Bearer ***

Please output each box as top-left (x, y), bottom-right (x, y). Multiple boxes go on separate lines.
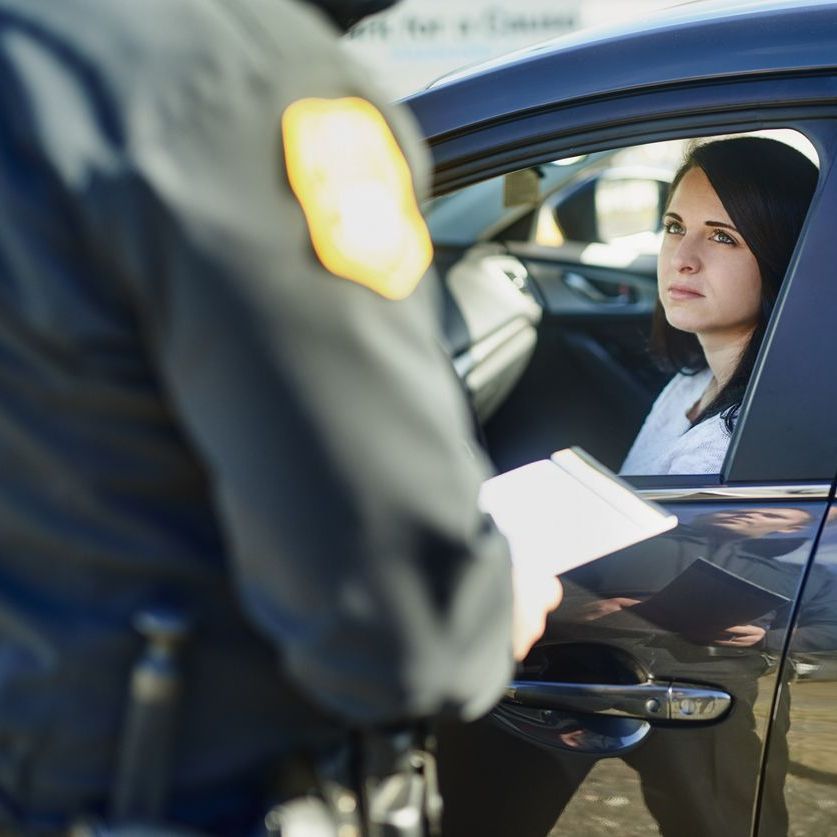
top-left (282, 97), bottom-right (433, 300)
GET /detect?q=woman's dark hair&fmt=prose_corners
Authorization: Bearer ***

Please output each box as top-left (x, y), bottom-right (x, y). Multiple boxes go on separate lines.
top-left (650, 136), bottom-right (818, 430)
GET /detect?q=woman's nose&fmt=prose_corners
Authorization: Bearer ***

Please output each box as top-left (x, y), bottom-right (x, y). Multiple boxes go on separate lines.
top-left (670, 237), bottom-right (700, 273)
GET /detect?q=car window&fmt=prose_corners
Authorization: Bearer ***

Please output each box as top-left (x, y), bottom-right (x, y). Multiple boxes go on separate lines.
top-left (532, 141), bottom-right (688, 253)
top-left (595, 177), bottom-right (664, 242)
top-left (425, 152), bottom-right (610, 248)
top-left (429, 129), bottom-right (818, 482)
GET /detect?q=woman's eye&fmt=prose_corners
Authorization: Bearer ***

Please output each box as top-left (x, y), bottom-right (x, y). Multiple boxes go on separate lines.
top-left (711, 229), bottom-right (737, 245)
top-left (663, 220), bottom-right (684, 235)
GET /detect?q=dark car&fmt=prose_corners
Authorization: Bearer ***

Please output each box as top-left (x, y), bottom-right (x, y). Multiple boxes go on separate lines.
top-left (404, 2), bottom-right (837, 835)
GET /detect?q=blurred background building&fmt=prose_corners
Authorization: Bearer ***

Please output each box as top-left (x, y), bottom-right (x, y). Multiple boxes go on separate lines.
top-left (343, 0), bottom-right (682, 99)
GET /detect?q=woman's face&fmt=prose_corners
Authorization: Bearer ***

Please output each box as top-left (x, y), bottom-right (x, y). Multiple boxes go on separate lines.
top-left (658, 166), bottom-right (762, 342)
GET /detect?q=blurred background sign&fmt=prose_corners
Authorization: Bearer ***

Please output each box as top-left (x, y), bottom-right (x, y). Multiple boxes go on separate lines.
top-left (343, 0), bottom-right (680, 99)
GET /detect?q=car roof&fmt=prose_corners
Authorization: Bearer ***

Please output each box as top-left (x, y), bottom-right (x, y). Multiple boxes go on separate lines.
top-left (407, 0), bottom-right (837, 141)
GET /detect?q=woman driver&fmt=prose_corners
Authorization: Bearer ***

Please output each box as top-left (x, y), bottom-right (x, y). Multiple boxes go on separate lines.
top-left (621, 137), bottom-right (818, 475)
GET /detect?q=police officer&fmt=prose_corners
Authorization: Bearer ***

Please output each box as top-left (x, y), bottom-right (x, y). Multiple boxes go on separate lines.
top-left (0, 0), bottom-right (561, 834)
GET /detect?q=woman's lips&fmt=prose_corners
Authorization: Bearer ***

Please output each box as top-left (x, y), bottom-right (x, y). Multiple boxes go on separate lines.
top-left (667, 285), bottom-right (704, 300)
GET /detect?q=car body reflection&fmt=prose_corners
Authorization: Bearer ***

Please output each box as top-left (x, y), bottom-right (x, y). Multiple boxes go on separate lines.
top-left (438, 502), bottom-right (826, 837)
top-left (761, 506), bottom-right (837, 835)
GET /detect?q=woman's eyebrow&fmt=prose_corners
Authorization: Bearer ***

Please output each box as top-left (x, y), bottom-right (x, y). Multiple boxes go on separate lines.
top-left (704, 220), bottom-right (739, 232)
top-left (664, 211), bottom-right (739, 233)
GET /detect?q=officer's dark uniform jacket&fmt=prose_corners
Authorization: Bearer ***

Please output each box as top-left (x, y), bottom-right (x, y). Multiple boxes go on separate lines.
top-left (0, 0), bottom-right (514, 829)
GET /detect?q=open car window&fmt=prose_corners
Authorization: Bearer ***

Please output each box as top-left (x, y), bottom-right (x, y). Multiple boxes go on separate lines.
top-left (428, 129), bottom-right (819, 482)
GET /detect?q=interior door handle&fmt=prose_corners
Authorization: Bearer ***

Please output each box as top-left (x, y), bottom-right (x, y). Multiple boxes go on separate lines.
top-left (563, 271), bottom-right (635, 304)
top-left (505, 679), bottom-right (731, 723)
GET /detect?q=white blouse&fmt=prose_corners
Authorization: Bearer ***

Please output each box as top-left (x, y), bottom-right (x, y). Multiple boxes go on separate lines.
top-left (620, 368), bottom-right (731, 476)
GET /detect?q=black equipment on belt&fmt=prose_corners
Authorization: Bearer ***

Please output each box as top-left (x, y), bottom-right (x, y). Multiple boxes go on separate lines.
top-left (111, 607), bottom-right (193, 823)
top-left (72, 607), bottom-right (442, 836)
top-left (260, 727), bottom-right (442, 836)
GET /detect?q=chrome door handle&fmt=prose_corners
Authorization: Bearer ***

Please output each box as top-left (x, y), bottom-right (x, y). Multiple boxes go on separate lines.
top-left (504, 679), bottom-right (731, 723)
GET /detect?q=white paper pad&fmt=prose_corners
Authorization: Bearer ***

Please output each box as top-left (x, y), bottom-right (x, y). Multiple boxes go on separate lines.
top-left (478, 447), bottom-right (677, 576)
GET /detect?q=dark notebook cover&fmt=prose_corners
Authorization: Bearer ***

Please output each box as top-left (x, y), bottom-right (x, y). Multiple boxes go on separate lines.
top-left (599, 558), bottom-right (790, 637)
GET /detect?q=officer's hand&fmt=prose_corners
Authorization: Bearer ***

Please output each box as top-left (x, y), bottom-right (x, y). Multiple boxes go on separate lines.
top-left (512, 568), bottom-right (563, 661)
top-left (714, 624), bottom-right (766, 647)
top-left (578, 597), bottom-right (641, 621)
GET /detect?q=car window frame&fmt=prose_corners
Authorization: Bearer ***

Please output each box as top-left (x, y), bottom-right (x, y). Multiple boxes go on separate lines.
top-left (414, 80), bottom-right (837, 486)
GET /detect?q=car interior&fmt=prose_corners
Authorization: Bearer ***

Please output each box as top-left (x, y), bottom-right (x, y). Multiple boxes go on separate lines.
top-left (426, 130), bottom-right (818, 478)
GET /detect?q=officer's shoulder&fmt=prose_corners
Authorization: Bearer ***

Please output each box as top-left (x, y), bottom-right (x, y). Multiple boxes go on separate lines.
top-left (9, 0), bottom-right (344, 104)
top-left (104, 0), bottom-right (344, 87)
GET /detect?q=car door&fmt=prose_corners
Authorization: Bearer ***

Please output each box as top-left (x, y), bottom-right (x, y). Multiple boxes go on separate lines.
top-left (407, 11), bottom-right (837, 835)
top-left (435, 149), bottom-right (834, 830)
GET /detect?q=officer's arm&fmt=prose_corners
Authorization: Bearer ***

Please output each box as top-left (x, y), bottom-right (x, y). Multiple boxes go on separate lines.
top-left (89, 1), bottom-right (514, 725)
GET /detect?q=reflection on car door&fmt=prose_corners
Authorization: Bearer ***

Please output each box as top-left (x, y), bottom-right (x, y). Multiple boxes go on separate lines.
top-left (757, 499), bottom-right (837, 836)
top-left (438, 493), bottom-right (830, 837)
